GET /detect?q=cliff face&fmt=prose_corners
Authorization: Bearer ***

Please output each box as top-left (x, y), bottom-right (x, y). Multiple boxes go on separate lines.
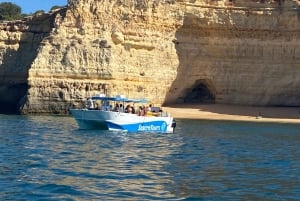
top-left (25, 0), bottom-right (182, 113)
top-left (168, 0), bottom-right (300, 106)
top-left (0, 0), bottom-right (299, 114)
top-left (0, 9), bottom-right (67, 113)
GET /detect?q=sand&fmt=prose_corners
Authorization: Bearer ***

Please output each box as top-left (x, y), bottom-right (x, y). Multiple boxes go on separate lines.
top-left (162, 104), bottom-right (300, 124)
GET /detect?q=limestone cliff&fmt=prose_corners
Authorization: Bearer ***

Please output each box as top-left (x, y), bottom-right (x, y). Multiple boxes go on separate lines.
top-left (168, 0), bottom-right (300, 106)
top-left (0, 8), bottom-right (67, 113)
top-left (0, 0), bottom-right (299, 114)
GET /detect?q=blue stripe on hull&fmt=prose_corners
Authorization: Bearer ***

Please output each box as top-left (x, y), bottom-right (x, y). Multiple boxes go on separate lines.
top-left (106, 120), bottom-right (168, 133)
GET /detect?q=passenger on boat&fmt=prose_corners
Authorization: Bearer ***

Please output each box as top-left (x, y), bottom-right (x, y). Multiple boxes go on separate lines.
top-left (137, 106), bottom-right (145, 116)
top-left (148, 104), bottom-right (152, 112)
top-left (113, 103), bottom-right (119, 111)
top-left (125, 105), bottom-right (132, 113)
top-left (131, 106), bottom-right (135, 114)
top-left (87, 98), bottom-right (94, 110)
top-left (119, 104), bottom-right (124, 112)
top-left (143, 105), bottom-right (148, 116)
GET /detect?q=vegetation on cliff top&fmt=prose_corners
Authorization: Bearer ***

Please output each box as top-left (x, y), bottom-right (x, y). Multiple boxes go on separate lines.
top-left (0, 2), bottom-right (24, 21)
top-left (0, 2), bottom-right (65, 21)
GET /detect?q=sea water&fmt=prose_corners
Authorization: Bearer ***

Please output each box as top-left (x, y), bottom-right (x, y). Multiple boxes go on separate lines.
top-left (0, 115), bottom-right (299, 200)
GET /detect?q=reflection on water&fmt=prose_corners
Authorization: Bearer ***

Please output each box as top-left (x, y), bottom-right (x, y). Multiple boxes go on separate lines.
top-left (0, 115), bottom-right (299, 200)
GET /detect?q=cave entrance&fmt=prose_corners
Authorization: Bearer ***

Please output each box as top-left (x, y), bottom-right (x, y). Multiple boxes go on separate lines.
top-left (0, 83), bottom-right (28, 114)
top-left (184, 79), bottom-right (215, 104)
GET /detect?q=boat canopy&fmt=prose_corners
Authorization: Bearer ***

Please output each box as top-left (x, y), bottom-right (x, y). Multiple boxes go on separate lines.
top-left (91, 95), bottom-right (148, 103)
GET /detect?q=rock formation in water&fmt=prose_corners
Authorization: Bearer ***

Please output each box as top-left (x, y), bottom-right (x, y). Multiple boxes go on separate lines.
top-left (0, 0), bottom-right (299, 114)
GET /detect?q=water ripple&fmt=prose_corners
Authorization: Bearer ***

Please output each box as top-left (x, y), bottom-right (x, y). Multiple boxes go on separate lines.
top-left (0, 116), bottom-right (299, 200)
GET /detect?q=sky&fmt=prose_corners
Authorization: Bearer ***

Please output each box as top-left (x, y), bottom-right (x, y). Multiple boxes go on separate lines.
top-left (0, 0), bottom-right (68, 14)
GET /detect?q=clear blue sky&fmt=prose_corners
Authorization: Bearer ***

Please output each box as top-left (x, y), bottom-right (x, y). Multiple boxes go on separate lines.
top-left (0, 0), bottom-right (67, 14)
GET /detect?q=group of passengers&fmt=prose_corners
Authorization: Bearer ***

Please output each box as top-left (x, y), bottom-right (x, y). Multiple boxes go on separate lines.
top-left (113, 103), bottom-right (153, 116)
top-left (86, 98), bottom-right (156, 116)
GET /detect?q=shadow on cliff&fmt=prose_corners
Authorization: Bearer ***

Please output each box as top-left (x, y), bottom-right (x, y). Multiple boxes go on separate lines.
top-left (164, 13), bottom-right (216, 106)
top-left (164, 12), bottom-right (300, 120)
top-left (0, 9), bottom-right (67, 114)
top-left (0, 44), bottom-right (32, 114)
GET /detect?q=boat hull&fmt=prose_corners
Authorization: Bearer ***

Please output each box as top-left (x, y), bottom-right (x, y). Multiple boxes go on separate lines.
top-left (70, 109), bottom-right (139, 130)
top-left (73, 118), bottom-right (108, 130)
top-left (70, 109), bottom-right (118, 129)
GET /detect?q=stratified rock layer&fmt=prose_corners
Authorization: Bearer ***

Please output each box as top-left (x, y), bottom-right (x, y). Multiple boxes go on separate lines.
top-left (0, 0), bottom-right (299, 114)
top-left (0, 9), bottom-right (67, 113)
top-left (168, 0), bottom-right (300, 106)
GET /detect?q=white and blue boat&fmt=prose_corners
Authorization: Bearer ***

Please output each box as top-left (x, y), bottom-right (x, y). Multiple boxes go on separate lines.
top-left (70, 94), bottom-right (175, 132)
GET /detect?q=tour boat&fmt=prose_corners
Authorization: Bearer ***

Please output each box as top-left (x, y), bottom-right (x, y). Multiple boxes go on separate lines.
top-left (70, 94), bottom-right (175, 132)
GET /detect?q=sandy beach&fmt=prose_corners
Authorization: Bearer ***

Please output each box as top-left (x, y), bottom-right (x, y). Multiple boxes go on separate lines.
top-left (163, 104), bottom-right (300, 124)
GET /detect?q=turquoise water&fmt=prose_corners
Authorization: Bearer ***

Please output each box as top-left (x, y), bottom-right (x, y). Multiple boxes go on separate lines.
top-left (0, 115), bottom-right (299, 200)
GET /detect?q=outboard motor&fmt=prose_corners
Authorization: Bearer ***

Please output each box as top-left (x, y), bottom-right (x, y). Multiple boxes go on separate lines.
top-left (171, 119), bottom-right (176, 133)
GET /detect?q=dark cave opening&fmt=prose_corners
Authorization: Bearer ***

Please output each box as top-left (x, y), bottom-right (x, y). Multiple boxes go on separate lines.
top-left (0, 83), bottom-right (28, 114)
top-left (184, 81), bottom-right (215, 104)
